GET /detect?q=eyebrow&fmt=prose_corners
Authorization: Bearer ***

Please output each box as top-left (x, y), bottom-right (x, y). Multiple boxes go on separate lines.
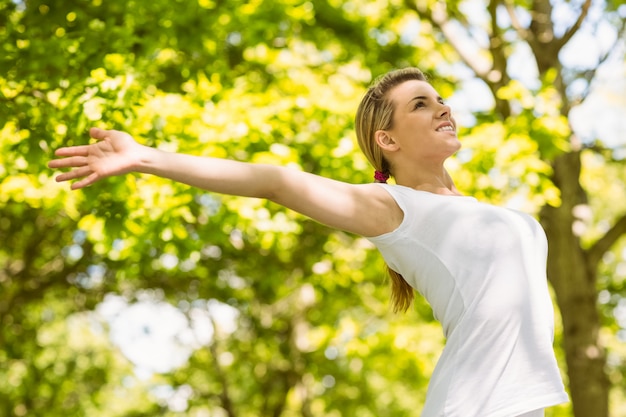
top-left (409, 95), bottom-right (443, 103)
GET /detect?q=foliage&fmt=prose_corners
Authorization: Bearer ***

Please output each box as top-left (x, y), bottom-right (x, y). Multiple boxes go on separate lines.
top-left (1, 0), bottom-right (624, 416)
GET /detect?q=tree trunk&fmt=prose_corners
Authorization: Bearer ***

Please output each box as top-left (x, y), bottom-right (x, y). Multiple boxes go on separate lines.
top-left (540, 151), bottom-right (610, 417)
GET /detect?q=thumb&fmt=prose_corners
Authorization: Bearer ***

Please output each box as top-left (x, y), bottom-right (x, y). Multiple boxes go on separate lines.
top-left (89, 127), bottom-right (110, 141)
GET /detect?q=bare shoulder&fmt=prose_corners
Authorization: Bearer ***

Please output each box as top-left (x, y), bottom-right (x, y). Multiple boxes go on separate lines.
top-left (268, 169), bottom-right (403, 237)
top-left (350, 183), bottom-right (404, 237)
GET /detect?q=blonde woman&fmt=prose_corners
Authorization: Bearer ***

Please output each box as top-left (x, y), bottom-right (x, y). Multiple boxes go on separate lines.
top-left (49, 68), bottom-right (568, 417)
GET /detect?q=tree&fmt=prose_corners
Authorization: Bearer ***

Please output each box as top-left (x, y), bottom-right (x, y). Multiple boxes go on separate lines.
top-left (1, 0), bottom-right (624, 416)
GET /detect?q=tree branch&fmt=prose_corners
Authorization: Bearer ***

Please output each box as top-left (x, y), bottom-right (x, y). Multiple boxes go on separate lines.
top-left (583, 143), bottom-right (626, 162)
top-left (587, 213), bottom-right (626, 267)
top-left (557, 0), bottom-right (592, 50)
top-left (487, 0), bottom-right (503, 68)
top-left (208, 316), bottom-right (237, 417)
top-left (403, 0), bottom-right (490, 77)
top-left (504, 0), bottom-right (529, 40)
top-left (568, 19), bottom-right (626, 103)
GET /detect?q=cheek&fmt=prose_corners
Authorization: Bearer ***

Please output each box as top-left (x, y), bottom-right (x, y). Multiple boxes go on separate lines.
top-left (400, 114), bottom-right (427, 130)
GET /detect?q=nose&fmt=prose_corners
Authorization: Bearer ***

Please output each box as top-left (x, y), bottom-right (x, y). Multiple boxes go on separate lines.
top-left (438, 104), bottom-right (452, 120)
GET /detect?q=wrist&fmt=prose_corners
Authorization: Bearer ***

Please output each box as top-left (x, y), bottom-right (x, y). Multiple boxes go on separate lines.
top-left (134, 145), bottom-right (162, 175)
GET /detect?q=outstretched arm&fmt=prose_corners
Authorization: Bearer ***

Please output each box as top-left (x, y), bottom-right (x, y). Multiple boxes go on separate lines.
top-left (49, 128), bottom-right (402, 237)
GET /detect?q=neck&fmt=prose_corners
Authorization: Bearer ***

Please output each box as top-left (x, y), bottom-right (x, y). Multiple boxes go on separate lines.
top-left (394, 163), bottom-right (461, 196)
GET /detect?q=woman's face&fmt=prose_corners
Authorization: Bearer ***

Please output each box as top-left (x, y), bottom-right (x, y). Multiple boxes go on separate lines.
top-left (383, 79), bottom-right (461, 163)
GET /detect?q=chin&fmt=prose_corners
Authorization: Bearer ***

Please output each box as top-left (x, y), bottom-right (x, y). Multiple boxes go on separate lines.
top-left (450, 139), bottom-right (462, 152)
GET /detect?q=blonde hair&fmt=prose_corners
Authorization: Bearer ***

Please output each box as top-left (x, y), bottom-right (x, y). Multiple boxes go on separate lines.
top-left (355, 67), bottom-right (428, 313)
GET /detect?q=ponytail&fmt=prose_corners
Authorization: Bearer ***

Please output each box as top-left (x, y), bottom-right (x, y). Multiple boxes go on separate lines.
top-left (388, 266), bottom-right (414, 313)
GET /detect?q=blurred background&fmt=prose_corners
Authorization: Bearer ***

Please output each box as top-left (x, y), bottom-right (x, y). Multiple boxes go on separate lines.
top-left (0, 0), bottom-right (625, 416)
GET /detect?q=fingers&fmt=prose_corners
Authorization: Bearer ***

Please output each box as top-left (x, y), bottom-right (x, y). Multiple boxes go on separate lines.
top-left (53, 126), bottom-right (109, 156)
top-left (49, 127), bottom-right (110, 190)
top-left (52, 145), bottom-right (92, 158)
top-left (53, 166), bottom-right (101, 190)
top-left (48, 155), bottom-right (88, 169)
top-left (54, 165), bottom-right (93, 183)
top-left (50, 128), bottom-right (110, 158)
top-left (71, 172), bottom-right (99, 190)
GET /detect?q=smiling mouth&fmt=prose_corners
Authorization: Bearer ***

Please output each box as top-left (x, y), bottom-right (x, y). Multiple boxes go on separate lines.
top-left (436, 125), bottom-right (455, 132)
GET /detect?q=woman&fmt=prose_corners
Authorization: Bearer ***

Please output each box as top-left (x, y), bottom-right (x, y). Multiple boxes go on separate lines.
top-left (49, 67), bottom-right (568, 416)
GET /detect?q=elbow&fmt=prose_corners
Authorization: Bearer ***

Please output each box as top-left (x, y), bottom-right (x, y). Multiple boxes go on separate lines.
top-left (254, 164), bottom-right (284, 202)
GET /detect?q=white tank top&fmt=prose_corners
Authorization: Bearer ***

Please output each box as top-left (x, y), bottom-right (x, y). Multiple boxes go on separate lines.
top-left (367, 184), bottom-right (568, 417)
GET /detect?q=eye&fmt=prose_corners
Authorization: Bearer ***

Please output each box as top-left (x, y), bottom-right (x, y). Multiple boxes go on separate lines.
top-left (413, 101), bottom-right (425, 109)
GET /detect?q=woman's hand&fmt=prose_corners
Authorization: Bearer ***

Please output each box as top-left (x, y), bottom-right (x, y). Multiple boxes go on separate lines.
top-left (48, 127), bottom-right (144, 189)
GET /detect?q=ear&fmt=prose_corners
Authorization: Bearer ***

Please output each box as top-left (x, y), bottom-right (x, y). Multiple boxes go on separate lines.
top-left (375, 130), bottom-right (399, 152)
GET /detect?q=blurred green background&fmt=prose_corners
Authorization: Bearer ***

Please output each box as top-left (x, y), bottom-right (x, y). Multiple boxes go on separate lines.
top-left (1, 0), bottom-right (625, 416)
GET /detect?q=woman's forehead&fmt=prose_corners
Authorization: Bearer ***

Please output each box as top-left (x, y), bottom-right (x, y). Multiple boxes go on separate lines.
top-left (388, 80), bottom-right (441, 110)
top-left (389, 79), bottom-right (439, 101)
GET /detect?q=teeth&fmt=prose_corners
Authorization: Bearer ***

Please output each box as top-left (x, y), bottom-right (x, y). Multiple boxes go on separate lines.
top-left (437, 126), bottom-right (454, 132)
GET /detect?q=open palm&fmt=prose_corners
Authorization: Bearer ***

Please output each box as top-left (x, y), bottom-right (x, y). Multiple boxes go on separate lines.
top-left (48, 127), bottom-right (144, 190)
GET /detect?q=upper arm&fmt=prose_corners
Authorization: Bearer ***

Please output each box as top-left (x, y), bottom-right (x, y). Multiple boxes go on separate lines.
top-left (265, 167), bottom-right (403, 237)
